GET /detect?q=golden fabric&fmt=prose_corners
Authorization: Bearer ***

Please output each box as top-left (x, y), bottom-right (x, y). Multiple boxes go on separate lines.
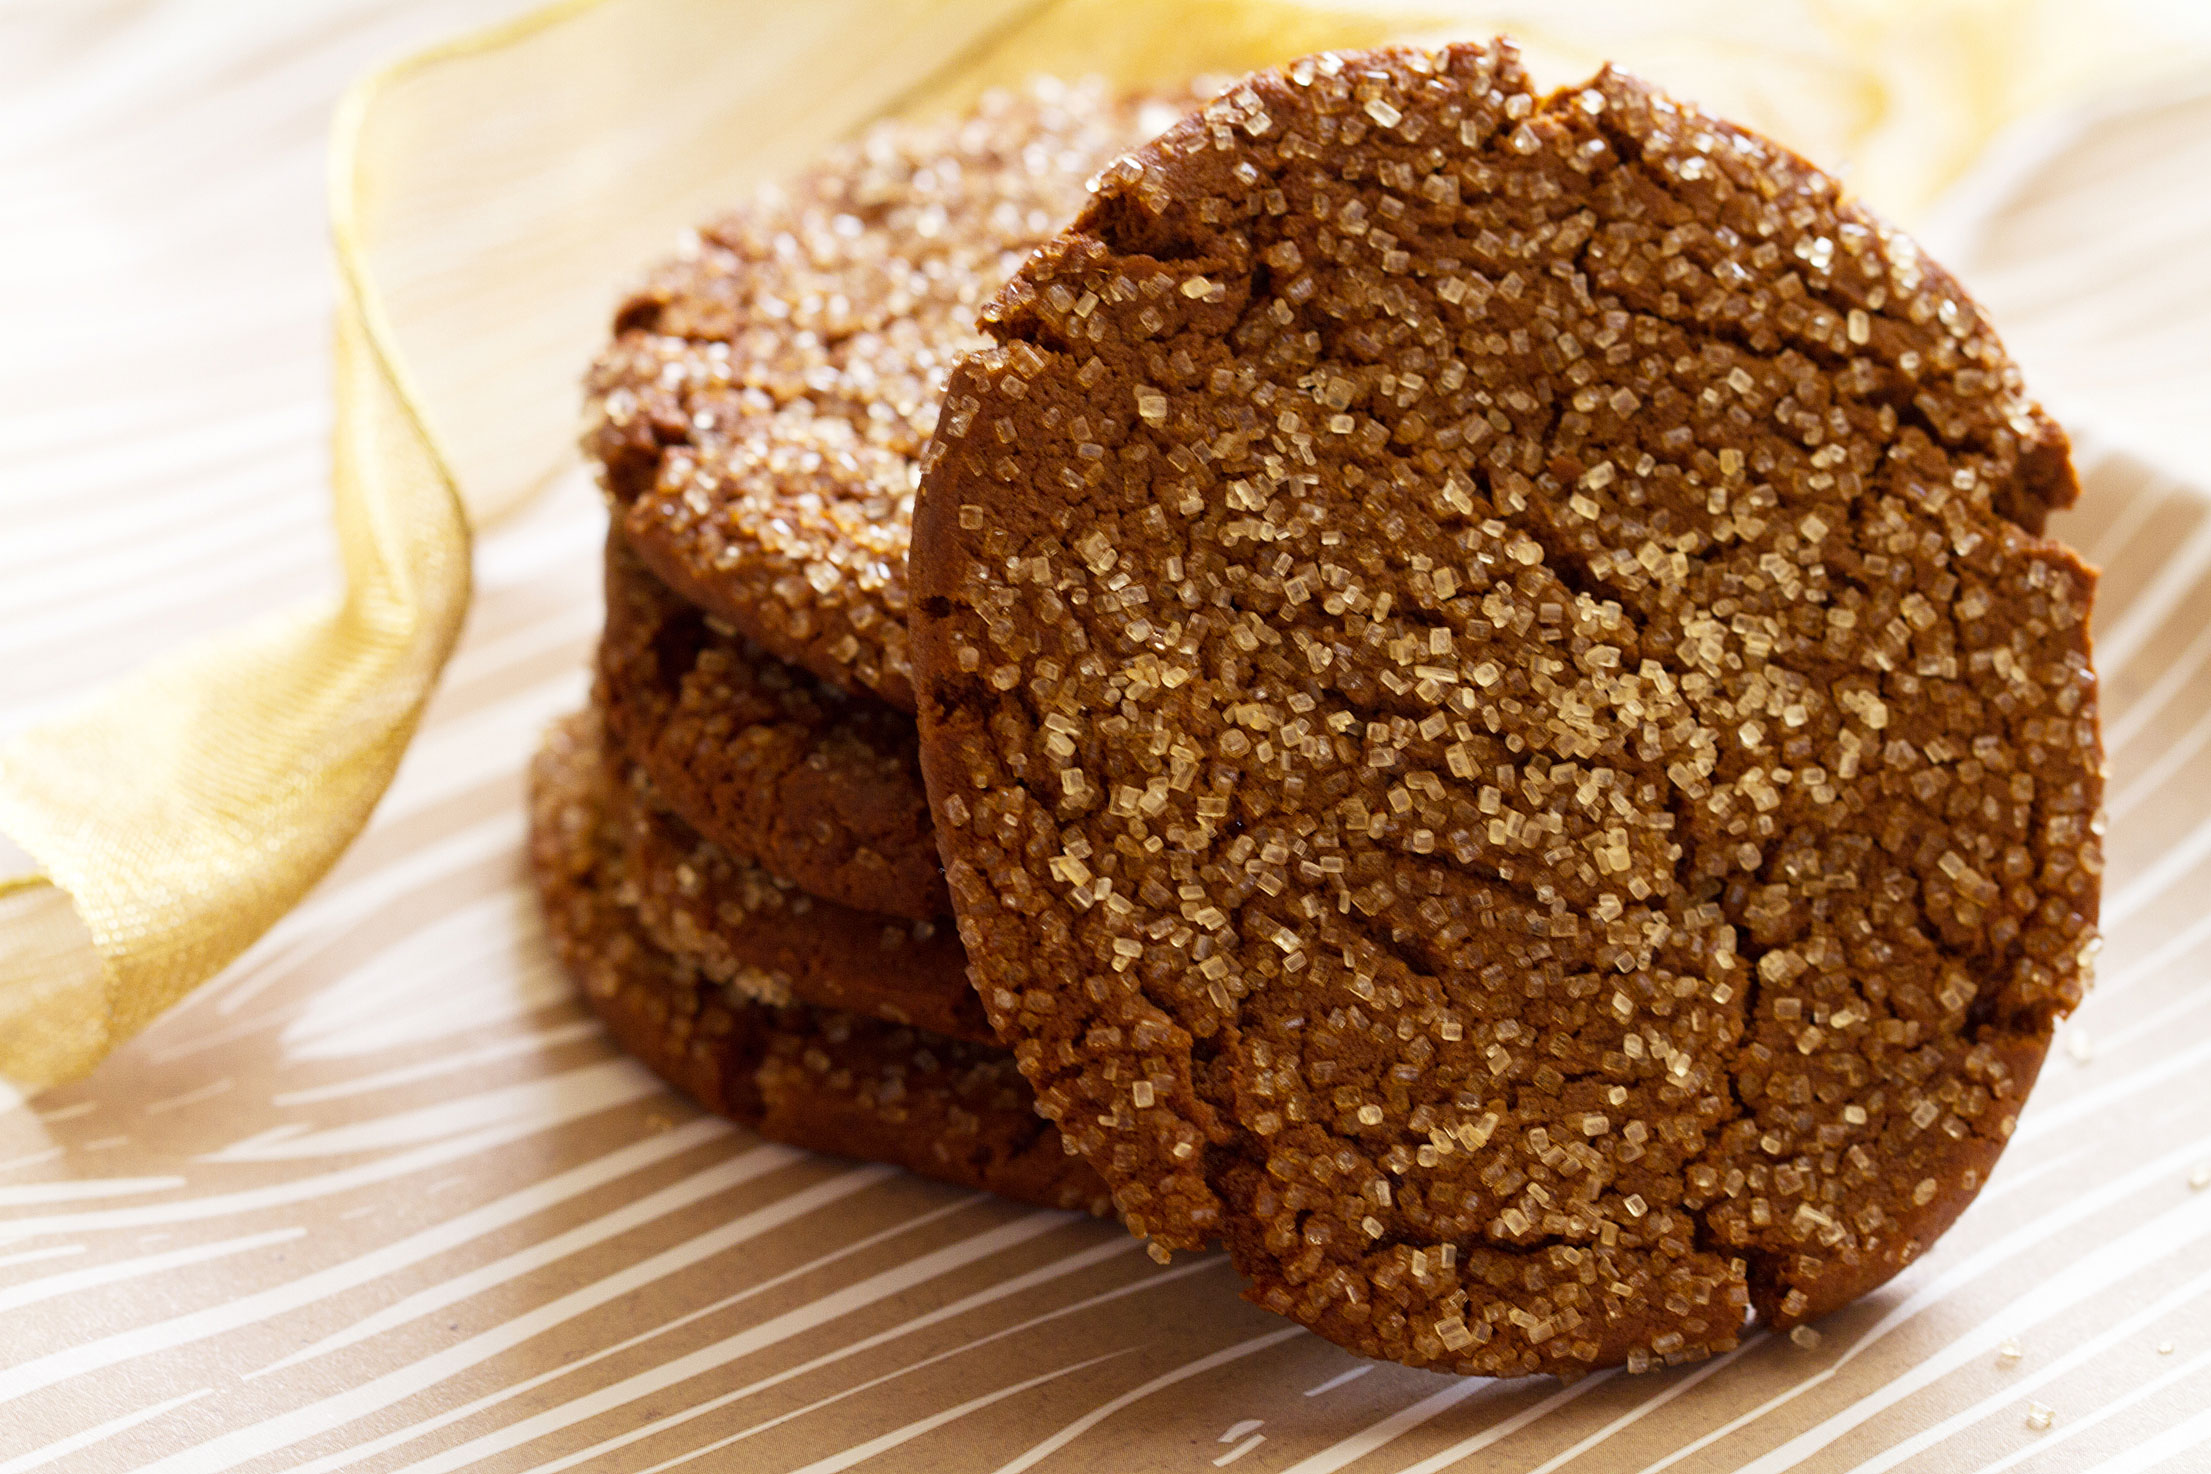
top-left (0, 0), bottom-right (2187, 1087)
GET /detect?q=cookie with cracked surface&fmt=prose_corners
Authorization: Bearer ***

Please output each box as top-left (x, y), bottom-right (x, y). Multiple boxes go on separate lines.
top-left (599, 532), bottom-right (946, 920)
top-left (909, 41), bottom-right (2099, 1377)
top-left (603, 741), bottom-right (991, 1045)
top-left (529, 709), bottom-right (1108, 1215)
top-left (586, 79), bottom-right (1194, 712)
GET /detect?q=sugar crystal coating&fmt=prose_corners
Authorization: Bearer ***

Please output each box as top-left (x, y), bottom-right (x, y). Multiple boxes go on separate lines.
top-left (586, 79), bottom-right (1193, 711)
top-left (909, 41), bottom-right (2101, 1376)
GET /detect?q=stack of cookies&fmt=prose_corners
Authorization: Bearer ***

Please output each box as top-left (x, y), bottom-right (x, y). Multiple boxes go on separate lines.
top-left (535, 42), bottom-right (2103, 1379)
top-left (536, 82), bottom-right (1185, 1217)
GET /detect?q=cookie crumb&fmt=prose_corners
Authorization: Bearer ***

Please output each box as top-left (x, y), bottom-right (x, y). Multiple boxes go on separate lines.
top-left (1997, 1335), bottom-right (2023, 1365)
top-left (1789, 1325), bottom-right (1822, 1350)
top-left (2025, 1401), bottom-right (2055, 1432)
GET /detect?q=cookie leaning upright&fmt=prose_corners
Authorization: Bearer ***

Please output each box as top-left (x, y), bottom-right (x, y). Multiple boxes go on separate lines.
top-left (908, 41), bottom-right (2100, 1377)
top-left (586, 81), bottom-right (1190, 712)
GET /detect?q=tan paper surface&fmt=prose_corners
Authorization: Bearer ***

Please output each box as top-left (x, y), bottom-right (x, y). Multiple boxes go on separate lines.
top-left (4, 1), bottom-right (2209, 1468)
top-left (5, 438), bottom-right (2206, 1471)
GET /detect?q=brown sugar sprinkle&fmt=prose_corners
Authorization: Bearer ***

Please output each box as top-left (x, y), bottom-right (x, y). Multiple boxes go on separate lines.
top-left (597, 532), bottom-right (947, 920)
top-left (909, 41), bottom-right (2101, 1377)
top-left (585, 79), bottom-right (1195, 711)
top-left (526, 709), bottom-right (1110, 1216)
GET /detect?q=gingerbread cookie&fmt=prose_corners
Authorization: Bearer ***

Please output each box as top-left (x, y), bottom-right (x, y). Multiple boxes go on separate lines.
top-left (603, 742), bottom-right (990, 1045)
top-left (585, 80), bottom-right (1193, 711)
top-left (910, 42), bottom-right (2099, 1376)
top-left (530, 710), bottom-right (1106, 1214)
top-left (598, 533), bottom-right (946, 920)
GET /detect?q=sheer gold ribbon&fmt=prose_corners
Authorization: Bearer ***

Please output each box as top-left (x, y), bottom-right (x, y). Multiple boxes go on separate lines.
top-left (0, 0), bottom-right (2186, 1088)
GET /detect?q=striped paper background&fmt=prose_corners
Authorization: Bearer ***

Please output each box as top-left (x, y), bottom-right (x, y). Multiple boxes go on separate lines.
top-left (4, 4), bottom-right (2209, 1470)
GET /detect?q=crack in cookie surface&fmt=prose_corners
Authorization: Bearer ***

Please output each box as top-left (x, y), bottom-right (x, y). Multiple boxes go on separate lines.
top-left (909, 41), bottom-right (2101, 1376)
